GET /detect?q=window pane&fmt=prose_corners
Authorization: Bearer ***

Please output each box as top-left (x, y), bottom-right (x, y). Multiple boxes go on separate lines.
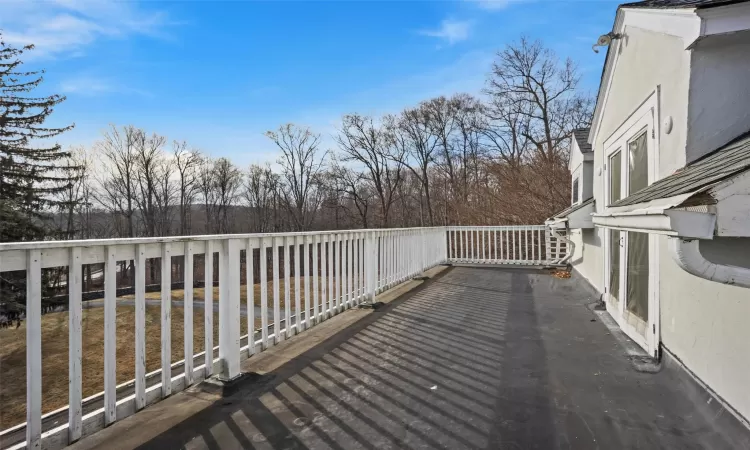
top-left (572, 178), bottom-right (579, 203)
top-left (629, 132), bottom-right (648, 195)
top-left (626, 231), bottom-right (649, 321)
top-left (609, 230), bottom-right (620, 305)
top-left (609, 151), bottom-right (621, 204)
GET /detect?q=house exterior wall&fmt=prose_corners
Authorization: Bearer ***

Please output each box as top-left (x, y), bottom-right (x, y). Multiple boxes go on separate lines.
top-left (659, 236), bottom-right (750, 422)
top-left (569, 228), bottom-right (603, 293)
top-left (569, 138), bottom-right (594, 205)
top-left (593, 26), bottom-right (690, 182)
top-left (686, 32), bottom-right (750, 164)
top-left (589, 26), bottom-right (750, 422)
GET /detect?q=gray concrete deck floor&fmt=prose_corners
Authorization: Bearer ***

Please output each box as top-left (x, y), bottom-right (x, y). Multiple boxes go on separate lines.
top-left (70, 266), bottom-right (750, 450)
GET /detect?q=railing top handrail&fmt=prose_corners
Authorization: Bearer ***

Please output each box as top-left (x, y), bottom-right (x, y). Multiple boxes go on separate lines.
top-left (447, 225), bottom-right (547, 229)
top-left (0, 226), bottom-right (447, 252)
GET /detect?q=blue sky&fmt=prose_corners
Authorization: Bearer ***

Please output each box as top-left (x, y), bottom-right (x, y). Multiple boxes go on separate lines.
top-left (1, 0), bottom-right (620, 167)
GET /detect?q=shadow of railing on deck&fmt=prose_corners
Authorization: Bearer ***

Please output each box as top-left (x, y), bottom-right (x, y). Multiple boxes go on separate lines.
top-left (134, 268), bottom-right (555, 450)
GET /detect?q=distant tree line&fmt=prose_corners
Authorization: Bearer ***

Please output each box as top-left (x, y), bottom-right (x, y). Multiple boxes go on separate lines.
top-left (1, 34), bottom-right (592, 314)
top-left (56, 38), bottom-right (592, 240)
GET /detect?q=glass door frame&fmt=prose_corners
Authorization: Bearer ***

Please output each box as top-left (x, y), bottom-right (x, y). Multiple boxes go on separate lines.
top-left (602, 100), bottom-right (660, 357)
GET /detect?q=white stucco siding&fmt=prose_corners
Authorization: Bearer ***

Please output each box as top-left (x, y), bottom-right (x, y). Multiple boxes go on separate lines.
top-left (687, 32), bottom-right (750, 164)
top-left (568, 139), bottom-right (583, 172)
top-left (658, 235), bottom-right (750, 422)
top-left (593, 27), bottom-right (690, 199)
top-left (570, 228), bottom-right (603, 294)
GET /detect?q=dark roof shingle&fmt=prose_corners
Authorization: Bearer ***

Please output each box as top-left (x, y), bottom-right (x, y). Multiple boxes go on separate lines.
top-left (573, 128), bottom-right (592, 153)
top-left (620, 0), bottom-right (747, 9)
top-left (550, 197), bottom-right (595, 219)
top-left (612, 131), bottom-right (750, 207)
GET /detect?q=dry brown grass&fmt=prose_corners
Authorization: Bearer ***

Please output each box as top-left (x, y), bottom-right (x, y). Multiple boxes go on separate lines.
top-left (123, 276), bottom-right (331, 310)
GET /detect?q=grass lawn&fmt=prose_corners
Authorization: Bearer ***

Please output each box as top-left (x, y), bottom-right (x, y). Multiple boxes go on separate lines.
top-left (123, 275), bottom-right (333, 310)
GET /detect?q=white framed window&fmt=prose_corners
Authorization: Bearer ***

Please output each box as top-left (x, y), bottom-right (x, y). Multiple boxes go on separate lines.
top-left (572, 177), bottom-right (580, 204)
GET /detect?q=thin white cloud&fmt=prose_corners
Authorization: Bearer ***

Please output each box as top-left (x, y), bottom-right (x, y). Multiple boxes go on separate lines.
top-left (419, 20), bottom-right (473, 45)
top-left (60, 74), bottom-right (151, 97)
top-left (0, 0), bottom-right (175, 59)
top-left (467, 0), bottom-right (525, 11)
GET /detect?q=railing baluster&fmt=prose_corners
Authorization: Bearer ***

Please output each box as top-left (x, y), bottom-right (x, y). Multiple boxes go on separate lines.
top-left (105, 246), bottom-right (117, 422)
top-left (184, 242), bottom-right (194, 386)
top-left (525, 227), bottom-right (534, 262)
top-left (339, 233), bottom-right (344, 309)
top-left (272, 237), bottom-right (281, 345)
top-left (205, 240), bottom-right (214, 375)
top-left (135, 244), bottom-right (146, 409)
top-left (356, 233), bottom-right (361, 301)
top-left (452, 229), bottom-right (456, 261)
top-left (327, 234), bottom-right (333, 319)
top-left (345, 233), bottom-right (351, 308)
top-left (467, 228), bottom-right (474, 262)
top-left (160, 243), bottom-right (171, 398)
top-left (494, 229), bottom-right (498, 262)
top-left (301, 235), bottom-right (308, 331)
top-left (26, 249), bottom-right (42, 449)
top-left (461, 229), bottom-right (465, 262)
top-left (247, 238), bottom-right (255, 356)
top-left (536, 228), bottom-right (540, 263)
top-left (68, 247), bottom-right (82, 443)
top-left (283, 236), bottom-right (291, 341)
top-left (260, 238), bottom-right (268, 350)
top-left (296, 235), bottom-right (303, 334)
top-left (312, 235), bottom-right (319, 326)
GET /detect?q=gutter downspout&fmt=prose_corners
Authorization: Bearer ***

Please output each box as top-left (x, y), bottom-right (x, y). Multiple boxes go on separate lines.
top-left (669, 238), bottom-right (750, 289)
top-left (549, 224), bottom-right (575, 265)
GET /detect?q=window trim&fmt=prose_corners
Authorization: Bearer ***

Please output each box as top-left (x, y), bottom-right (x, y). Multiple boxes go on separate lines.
top-left (608, 149), bottom-right (622, 207)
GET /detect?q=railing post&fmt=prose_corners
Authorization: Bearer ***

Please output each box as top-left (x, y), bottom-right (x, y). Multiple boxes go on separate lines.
top-left (364, 230), bottom-right (376, 304)
top-left (160, 243), bottom-right (172, 398)
top-left (68, 247), bottom-right (82, 443)
top-left (219, 239), bottom-right (241, 380)
top-left (26, 249), bottom-right (42, 450)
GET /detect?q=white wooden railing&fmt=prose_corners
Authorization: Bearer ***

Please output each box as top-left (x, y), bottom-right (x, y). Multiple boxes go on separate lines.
top-left (0, 225), bottom-right (566, 450)
top-left (446, 226), bottom-right (568, 265)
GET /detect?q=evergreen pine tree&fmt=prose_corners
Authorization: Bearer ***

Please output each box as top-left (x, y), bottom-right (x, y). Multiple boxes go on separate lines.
top-left (1, 33), bottom-right (78, 321)
top-left (0, 32), bottom-right (77, 243)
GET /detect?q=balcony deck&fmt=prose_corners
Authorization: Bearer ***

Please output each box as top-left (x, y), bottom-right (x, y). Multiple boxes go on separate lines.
top-left (69, 266), bottom-right (748, 450)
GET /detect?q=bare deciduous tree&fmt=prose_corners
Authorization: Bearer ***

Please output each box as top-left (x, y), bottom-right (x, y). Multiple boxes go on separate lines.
top-left (335, 114), bottom-right (402, 227)
top-left (265, 124), bottom-right (327, 231)
top-left (243, 163), bottom-right (279, 233)
top-left (387, 105), bottom-right (439, 226)
top-left (173, 141), bottom-right (202, 235)
top-left (94, 125), bottom-right (142, 237)
top-left (212, 157), bottom-right (242, 233)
